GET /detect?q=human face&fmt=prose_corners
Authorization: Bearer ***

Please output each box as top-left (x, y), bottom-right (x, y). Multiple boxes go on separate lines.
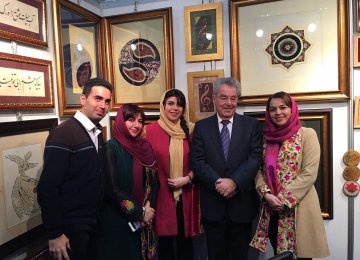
top-left (164, 96), bottom-right (184, 123)
top-left (125, 113), bottom-right (144, 137)
top-left (80, 86), bottom-right (111, 124)
top-left (268, 98), bottom-right (292, 127)
top-left (213, 85), bottom-right (238, 120)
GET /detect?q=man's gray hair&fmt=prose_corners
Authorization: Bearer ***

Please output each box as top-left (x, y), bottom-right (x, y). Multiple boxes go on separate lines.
top-left (213, 77), bottom-right (241, 96)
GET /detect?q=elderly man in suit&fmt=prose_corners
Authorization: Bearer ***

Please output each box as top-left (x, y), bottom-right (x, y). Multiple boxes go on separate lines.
top-left (191, 77), bottom-right (263, 260)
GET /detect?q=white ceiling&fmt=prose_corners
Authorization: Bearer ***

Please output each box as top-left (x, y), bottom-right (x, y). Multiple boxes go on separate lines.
top-left (80, 0), bottom-right (167, 8)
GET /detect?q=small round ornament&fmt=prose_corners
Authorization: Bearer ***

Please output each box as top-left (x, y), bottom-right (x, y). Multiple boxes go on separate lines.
top-left (343, 181), bottom-right (360, 197)
top-left (342, 150), bottom-right (360, 166)
top-left (343, 166), bottom-right (360, 181)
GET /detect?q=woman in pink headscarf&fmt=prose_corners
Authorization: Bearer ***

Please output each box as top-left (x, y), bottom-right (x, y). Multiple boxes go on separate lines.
top-left (250, 92), bottom-right (329, 259)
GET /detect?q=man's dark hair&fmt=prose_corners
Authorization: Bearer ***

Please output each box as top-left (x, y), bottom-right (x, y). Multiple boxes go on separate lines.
top-left (82, 78), bottom-right (113, 97)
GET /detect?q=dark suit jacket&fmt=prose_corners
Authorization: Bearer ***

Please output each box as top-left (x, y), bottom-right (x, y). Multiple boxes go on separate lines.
top-left (191, 113), bottom-right (263, 223)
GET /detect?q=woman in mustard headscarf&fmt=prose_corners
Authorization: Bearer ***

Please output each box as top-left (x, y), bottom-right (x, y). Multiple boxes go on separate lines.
top-left (146, 89), bottom-right (201, 260)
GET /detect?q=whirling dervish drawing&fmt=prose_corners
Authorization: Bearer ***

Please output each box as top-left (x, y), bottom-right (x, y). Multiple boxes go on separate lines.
top-left (5, 151), bottom-right (40, 219)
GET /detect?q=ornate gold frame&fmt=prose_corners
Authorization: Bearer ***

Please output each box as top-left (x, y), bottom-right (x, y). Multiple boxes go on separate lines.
top-left (104, 8), bottom-right (174, 111)
top-left (0, 52), bottom-right (53, 109)
top-left (184, 2), bottom-right (223, 62)
top-left (52, 0), bottom-right (106, 116)
top-left (0, 0), bottom-right (47, 47)
top-left (229, 0), bottom-right (349, 104)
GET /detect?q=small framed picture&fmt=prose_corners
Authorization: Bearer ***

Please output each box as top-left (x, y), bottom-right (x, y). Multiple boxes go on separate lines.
top-left (354, 34), bottom-right (360, 68)
top-left (187, 69), bottom-right (224, 122)
top-left (184, 2), bottom-right (223, 62)
top-left (354, 96), bottom-right (360, 128)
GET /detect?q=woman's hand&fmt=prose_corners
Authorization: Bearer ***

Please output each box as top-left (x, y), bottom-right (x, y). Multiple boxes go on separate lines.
top-left (264, 193), bottom-right (284, 212)
top-left (143, 201), bottom-right (155, 226)
top-left (167, 176), bottom-right (191, 189)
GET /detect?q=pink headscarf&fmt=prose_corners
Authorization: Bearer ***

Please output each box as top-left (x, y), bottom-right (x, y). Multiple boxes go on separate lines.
top-left (263, 95), bottom-right (301, 195)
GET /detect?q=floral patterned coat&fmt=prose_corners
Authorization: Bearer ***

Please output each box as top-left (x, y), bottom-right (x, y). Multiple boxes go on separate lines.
top-left (250, 127), bottom-right (329, 258)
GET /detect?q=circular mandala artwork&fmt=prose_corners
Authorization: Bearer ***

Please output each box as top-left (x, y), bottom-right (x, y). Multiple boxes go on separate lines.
top-left (119, 38), bottom-right (161, 86)
top-left (63, 43), bottom-right (92, 89)
top-left (265, 25), bottom-right (311, 69)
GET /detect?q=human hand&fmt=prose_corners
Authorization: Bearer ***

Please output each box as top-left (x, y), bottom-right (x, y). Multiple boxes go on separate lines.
top-left (143, 201), bottom-right (155, 226)
top-left (215, 178), bottom-right (238, 198)
top-left (48, 234), bottom-right (70, 260)
top-left (167, 176), bottom-right (190, 189)
top-left (264, 193), bottom-right (283, 211)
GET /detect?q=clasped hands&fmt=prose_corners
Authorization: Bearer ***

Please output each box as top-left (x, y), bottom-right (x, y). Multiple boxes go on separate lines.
top-left (264, 193), bottom-right (284, 212)
top-left (215, 178), bottom-right (237, 198)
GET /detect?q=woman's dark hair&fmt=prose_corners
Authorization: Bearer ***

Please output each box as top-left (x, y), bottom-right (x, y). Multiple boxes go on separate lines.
top-left (122, 104), bottom-right (145, 123)
top-left (163, 89), bottom-right (190, 139)
top-left (266, 91), bottom-right (292, 111)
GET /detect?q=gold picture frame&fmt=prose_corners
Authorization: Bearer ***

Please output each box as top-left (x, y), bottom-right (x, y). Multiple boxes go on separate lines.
top-left (0, 52), bottom-right (54, 109)
top-left (245, 109), bottom-right (333, 219)
top-left (0, 0), bottom-right (47, 47)
top-left (229, 0), bottom-right (349, 104)
top-left (354, 34), bottom-right (360, 68)
top-left (184, 2), bottom-right (223, 62)
top-left (187, 69), bottom-right (224, 122)
top-left (104, 8), bottom-right (174, 111)
top-left (53, 0), bottom-right (105, 116)
top-left (354, 96), bottom-right (360, 128)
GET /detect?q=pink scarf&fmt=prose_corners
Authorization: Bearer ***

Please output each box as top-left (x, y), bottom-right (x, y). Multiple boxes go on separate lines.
top-left (263, 97), bottom-right (301, 195)
top-left (112, 106), bottom-right (157, 204)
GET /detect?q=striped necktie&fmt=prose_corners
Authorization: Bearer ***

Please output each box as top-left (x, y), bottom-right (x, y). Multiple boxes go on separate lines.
top-left (220, 120), bottom-right (230, 159)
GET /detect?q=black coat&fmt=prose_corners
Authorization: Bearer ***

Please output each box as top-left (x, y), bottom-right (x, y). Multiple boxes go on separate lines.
top-left (190, 113), bottom-right (263, 223)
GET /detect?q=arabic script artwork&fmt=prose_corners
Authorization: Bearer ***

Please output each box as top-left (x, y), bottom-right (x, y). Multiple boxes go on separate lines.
top-left (0, 0), bottom-right (39, 34)
top-left (265, 25), bottom-right (311, 70)
top-left (0, 67), bottom-right (45, 97)
top-left (2, 143), bottom-right (42, 229)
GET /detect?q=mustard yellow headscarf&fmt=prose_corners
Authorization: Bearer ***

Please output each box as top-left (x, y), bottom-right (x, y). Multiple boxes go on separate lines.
top-left (158, 90), bottom-right (195, 201)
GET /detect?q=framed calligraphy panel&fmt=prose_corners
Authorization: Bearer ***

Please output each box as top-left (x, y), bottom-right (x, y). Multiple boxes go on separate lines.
top-left (0, 52), bottom-right (54, 109)
top-left (0, 0), bottom-right (47, 47)
top-left (184, 2), bottom-right (223, 62)
top-left (245, 109), bottom-right (333, 219)
top-left (53, 0), bottom-right (104, 116)
top-left (187, 69), bottom-right (224, 122)
top-left (105, 8), bottom-right (174, 110)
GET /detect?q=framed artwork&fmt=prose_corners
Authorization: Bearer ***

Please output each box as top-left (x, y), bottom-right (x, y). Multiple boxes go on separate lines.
top-left (184, 2), bottom-right (223, 62)
top-left (229, 0), bottom-right (349, 104)
top-left (105, 8), bottom-right (174, 110)
top-left (245, 109), bottom-right (333, 219)
top-left (109, 114), bottom-right (159, 138)
top-left (0, 52), bottom-right (53, 109)
top-left (53, 0), bottom-right (105, 116)
top-left (354, 34), bottom-right (360, 68)
top-left (354, 96), bottom-right (360, 128)
top-left (187, 69), bottom-right (224, 122)
top-left (356, 0), bottom-right (360, 32)
top-left (0, 0), bottom-right (47, 47)
top-left (0, 119), bottom-right (58, 258)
